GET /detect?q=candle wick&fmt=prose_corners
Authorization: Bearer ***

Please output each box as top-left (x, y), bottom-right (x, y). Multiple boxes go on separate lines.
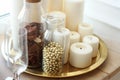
top-left (80, 48), bottom-right (82, 49)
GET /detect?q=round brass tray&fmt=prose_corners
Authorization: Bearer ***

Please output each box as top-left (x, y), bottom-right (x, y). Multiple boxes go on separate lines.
top-left (25, 37), bottom-right (108, 78)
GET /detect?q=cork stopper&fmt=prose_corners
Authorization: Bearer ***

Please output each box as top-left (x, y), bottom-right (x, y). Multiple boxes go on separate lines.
top-left (26, 0), bottom-right (41, 3)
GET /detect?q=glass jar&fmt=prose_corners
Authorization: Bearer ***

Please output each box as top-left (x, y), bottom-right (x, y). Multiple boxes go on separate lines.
top-left (41, 12), bottom-right (69, 75)
top-left (41, 11), bottom-right (66, 43)
top-left (18, 0), bottom-right (45, 69)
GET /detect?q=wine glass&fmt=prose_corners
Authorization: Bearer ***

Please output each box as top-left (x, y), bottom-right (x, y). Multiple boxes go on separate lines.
top-left (4, 27), bottom-right (28, 80)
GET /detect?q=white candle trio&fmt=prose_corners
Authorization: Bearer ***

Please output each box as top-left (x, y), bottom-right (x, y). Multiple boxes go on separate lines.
top-left (68, 22), bottom-right (100, 68)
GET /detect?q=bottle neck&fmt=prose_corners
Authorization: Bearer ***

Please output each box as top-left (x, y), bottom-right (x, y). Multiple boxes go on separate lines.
top-left (23, 0), bottom-right (42, 7)
top-left (25, 0), bottom-right (41, 3)
top-left (18, 0), bottom-right (44, 23)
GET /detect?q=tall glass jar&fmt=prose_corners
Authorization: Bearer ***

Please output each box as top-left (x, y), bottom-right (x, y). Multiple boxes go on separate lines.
top-left (41, 12), bottom-right (68, 75)
top-left (18, 0), bottom-right (45, 69)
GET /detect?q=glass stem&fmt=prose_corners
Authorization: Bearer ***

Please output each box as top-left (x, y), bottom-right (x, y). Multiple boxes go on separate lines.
top-left (13, 59), bottom-right (20, 80)
top-left (13, 72), bottom-right (20, 80)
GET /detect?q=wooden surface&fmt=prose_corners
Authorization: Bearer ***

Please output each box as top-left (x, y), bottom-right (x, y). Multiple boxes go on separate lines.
top-left (0, 18), bottom-right (120, 80)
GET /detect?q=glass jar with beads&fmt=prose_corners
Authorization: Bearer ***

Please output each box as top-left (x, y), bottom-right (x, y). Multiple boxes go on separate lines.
top-left (41, 12), bottom-right (66, 75)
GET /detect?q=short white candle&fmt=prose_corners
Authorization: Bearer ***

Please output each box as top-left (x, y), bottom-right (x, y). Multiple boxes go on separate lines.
top-left (70, 31), bottom-right (80, 45)
top-left (83, 35), bottom-right (99, 58)
top-left (78, 23), bottom-right (93, 41)
top-left (64, 0), bottom-right (84, 31)
top-left (53, 28), bottom-right (70, 64)
top-left (70, 42), bottom-right (93, 68)
top-left (42, 0), bottom-right (63, 12)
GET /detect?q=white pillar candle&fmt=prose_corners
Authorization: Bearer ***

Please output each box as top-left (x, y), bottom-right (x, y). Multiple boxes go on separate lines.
top-left (70, 31), bottom-right (80, 45)
top-left (78, 23), bottom-right (93, 41)
top-left (53, 28), bottom-right (70, 64)
top-left (83, 35), bottom-right (100, 58)
top-left (70, 42), bottom-right (93, 68)
top-left (64, 0), bottom-right (84, 31)
top-left (42, 0), bottom-right (63, 12)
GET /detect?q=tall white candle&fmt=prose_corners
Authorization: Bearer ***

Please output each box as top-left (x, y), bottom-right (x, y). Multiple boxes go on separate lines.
top-left (70, 42), bottom-right (93, 68)
top-left (53, 28), bottom-right (70, 64)
top-left (70, 31), bottom-right (80, 45)
top-left (83, 35), bottom-right (100, 58)
top-left (42, 0), bottom-right (63, 12)
top-left (78, 23), bottom-right (93, 41)
top-left (64, 0), bottom-right (84, 31)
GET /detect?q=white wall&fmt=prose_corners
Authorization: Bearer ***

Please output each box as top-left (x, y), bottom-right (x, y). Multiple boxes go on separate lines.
top-left (84, 0), bottom-right (120, 30)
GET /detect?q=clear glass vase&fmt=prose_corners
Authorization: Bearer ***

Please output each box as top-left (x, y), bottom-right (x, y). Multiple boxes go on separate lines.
top-left (18, 0), bottom-right (45, 69)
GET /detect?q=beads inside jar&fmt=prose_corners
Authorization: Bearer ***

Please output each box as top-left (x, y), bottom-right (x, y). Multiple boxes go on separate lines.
top-left (43, 42), bottom-right (63, 75)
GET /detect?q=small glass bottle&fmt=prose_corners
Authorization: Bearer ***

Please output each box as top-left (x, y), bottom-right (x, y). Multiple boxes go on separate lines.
top-left (18, 0), bottom-right (45, 69)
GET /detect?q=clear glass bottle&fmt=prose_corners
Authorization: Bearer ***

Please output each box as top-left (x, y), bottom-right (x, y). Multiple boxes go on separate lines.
top-left (41, 12), bottom-right (68, 75)
top-left (18, 0), bottom-right (45, 69)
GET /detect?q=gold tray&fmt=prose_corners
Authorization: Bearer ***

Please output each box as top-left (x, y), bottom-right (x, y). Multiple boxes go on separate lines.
top-left (25, 37), bottom-right (108, 78)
